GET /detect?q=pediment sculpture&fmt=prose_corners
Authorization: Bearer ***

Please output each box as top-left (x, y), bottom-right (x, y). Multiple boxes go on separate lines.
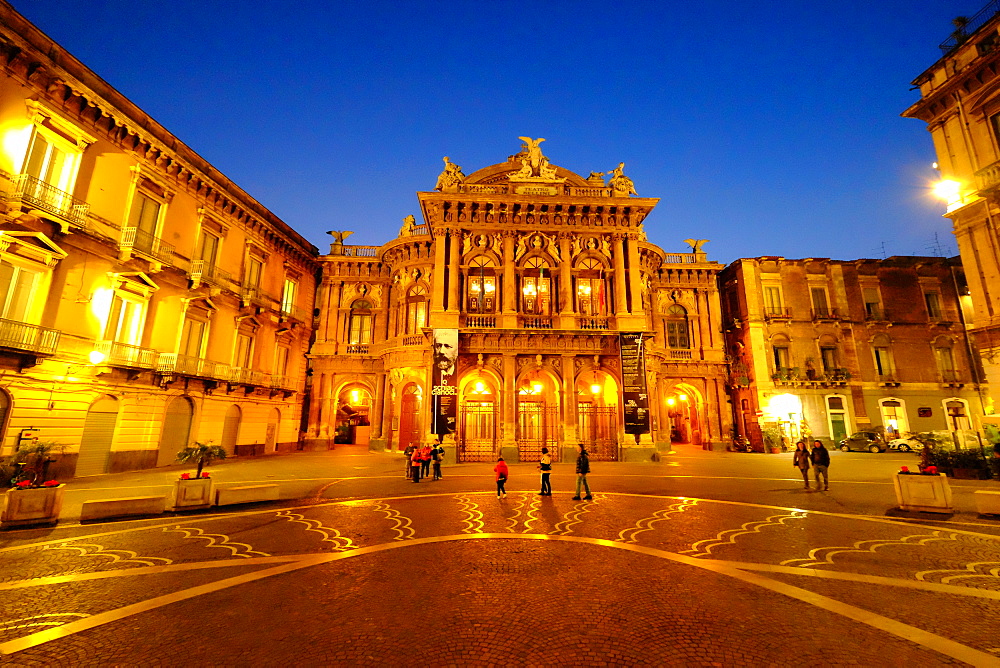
top-left (608, 162), bottom-right (637, 196)
top-left (435, 156), bottom-right (466, 193)
top-left (508, 137), bottom-right (565, 183)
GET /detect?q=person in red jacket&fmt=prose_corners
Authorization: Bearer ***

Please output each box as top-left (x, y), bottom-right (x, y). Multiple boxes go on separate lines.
top-left (494, 456), bottom-right (509, 499)
top-left (418, 443), bottom-right (433, 479)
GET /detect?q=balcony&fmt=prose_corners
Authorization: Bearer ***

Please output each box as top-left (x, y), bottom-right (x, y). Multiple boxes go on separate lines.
top-left (578, 317), bottom-right (610, 330)
top-left (270, 375), bottom-right (296, 390)
top-left (941, 369), bottom-right (964, 386)
top-left (279, 303), bottom-right (310, 323)
top-left (228, 366), bottom-right (264, 386)
top-left (240, 285), bottom-right (278, 309)
top-left (344, 344), bottom-right (370, 354)
top-left (157, 353), bottom-right (228, 380)
top-left (329, 245), bottom-right (380, 257)
top-left (864, 307), bottom-right (888, 321)
top-left (811, 307), bottom-right (840, 321)
top-left (764, 306), bottom-right (792, 320)
top-left (402, 334), bottom-right (425, 346)
top-left (520, 316), bottom-right (553, 329)
top-left (929, 311), bottom-right (957, 325)
top-left (10, 173), bottom-right (89, 228)
top-left (878, 373), bottom-right (900, 387)
top-left (464, 315), bottom-right (497, 328)
top-left (976, 158), bottom-right (1000, 193)
top-left (120, 227), bottom-right (175, 264)
top-left (94, 340), bottom-right (158, 369)
top-left (190, 260), bottom-right (232, 288)
top-left (0, 318), bottom-right (59, 355)
top-left (669, 349), bottom-right (693, 360)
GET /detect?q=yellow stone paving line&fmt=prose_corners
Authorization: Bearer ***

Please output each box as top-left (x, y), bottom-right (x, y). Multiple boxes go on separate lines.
top-left (0, 556), bottom-right (303, 590)
top-left (1, 534), bottom-right (996, 664)
top-left (1, 491), bottom-right (997, 556)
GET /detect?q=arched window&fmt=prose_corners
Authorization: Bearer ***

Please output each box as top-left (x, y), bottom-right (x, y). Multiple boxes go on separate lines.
top-left (405, 285), bottom-right (428, 334)
top-left (576, 257), bottom-right (606, 316)
top-left (467, 256), bottom-right (497, 313)
top-left (665, 304), bottom-right (690, 349)
top-left (349, 299), bottom-right (373, 344)
top-left (521, 257), bottom-right (551, 315)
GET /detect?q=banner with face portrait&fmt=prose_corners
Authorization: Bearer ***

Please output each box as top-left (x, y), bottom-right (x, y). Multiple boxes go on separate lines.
top-left (620, 332), bottom-right (650, 435)
top-left (431, 328), bottom-right (459, 435)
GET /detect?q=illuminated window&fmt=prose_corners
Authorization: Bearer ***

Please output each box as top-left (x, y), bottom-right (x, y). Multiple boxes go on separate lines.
top-left (281, 278), bottom-right (298, 315)
top-left (771, 335), bottom-right (790, 373)
top-left (879, 399), bottom-right (908, 439)
top-left (763, 285), bottom-right (783, 316)
top-left (124, 184), bottom-right (169, 259)
top-left (405, 284), bottom-right (428, 334)
top-left (576, 258), bottom-right (606, 316)
top-left (0, 261), bottom-right (39, 322)
top-left (521, 257), bottom-right (551, 315)
top-left (105, 294), bottom-right (144, 345)
top-left (349, 299), bottom-right (373, 344)
top-left (467, 256), bottom-right (497, 313)
top-left (23, 131), bottom-right (76, 192)
top-left (665, 304), bottom-right (690, 349)
top-left (811, 287), bottom-right (831, 317)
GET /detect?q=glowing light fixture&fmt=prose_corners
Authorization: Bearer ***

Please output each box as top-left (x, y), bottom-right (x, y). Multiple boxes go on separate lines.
top-left (932, 179), bottom-right (961, 203)
top-left (532, 383), bottom-right (543, 394)
top-left (88, 350), bottom-right (106, 365)
top-left (666, 397), bottom-right (676, 407)
top-left (350, 389), bottom-right (360, 404)
top-left (474, 381), bottom-right (486, 393)
top-left (678, 393), bottom-right (688, 401)
top-left (590, 383), bottom-right (601, 394)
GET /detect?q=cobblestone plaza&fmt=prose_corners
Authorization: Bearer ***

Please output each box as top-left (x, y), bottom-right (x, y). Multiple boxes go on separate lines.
top-left (1, 449), bottom-right (999, 666)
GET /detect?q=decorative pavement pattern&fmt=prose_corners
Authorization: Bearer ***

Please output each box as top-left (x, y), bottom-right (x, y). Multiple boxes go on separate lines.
top-left (0, 493), bottom-right (999, 666)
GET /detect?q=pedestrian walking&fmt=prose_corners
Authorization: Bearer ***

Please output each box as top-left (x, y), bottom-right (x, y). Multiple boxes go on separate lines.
top-left (811, 439), bottom-right (830, 491)
top-left (404, 443), bottom-right (416, 480)
top-left (537, 446), bottom-right (552, 496)
top-left (573, 444), bottom-right (592, 500)
top-left (418, 443), bottom-right (433, 479)
top-left (792, 441), bottom-right (811, 489)
top-left (410, 446), bottom-right (422, 483)
top-left (494, 456), bottom-right (509, 498)
top-left (432, 440), bottom-right (444, 480)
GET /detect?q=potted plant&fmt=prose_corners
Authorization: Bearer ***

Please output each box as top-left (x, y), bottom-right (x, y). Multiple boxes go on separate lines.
top-left (1, 441), bottom-right (66, 528)
top-left (949, 448), bottom-right (992, 480)
top-left (170, 441), bottom-right (227, 511)
top-left (762, 427), bottom-right (783, 454)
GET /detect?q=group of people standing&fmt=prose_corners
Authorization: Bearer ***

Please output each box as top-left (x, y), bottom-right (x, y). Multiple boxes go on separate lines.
top-left (494, 444), bottom-right (592, 499)
top-left (792, 440), bottom-right (831, 490)
top-left (404, 441), bottom-right (444, 482)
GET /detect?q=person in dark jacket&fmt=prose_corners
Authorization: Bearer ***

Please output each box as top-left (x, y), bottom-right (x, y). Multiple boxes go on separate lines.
top-left (432, 440), bottom-right (444, 480)
top-left (403, 443), bottom-right (416, 480)
top-left (537, 446), bottom-right (552, 496)
top-left (573, 444), bottom-right (592, 500)
top-left (792, 441), bottom-right (811, 489)
top-left (811, 440), bottom-right (830, 491)
top-left (494, 456), bottom-right (509, 499)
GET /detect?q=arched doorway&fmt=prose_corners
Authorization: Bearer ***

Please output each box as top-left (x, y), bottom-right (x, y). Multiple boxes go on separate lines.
top-left (576, 370), bottom-right (619, 461)
top-left (266, 408), bottom-right (280, 452)
top-left (944, 398), bottom-right (971, 431)
top-left (76, 396), bottom-right (120, 476)
top-left (397, 383), bottom-right (423, 451)
top-left (157, 396), bottom-right (194, 466)
top-left (336, 384), bottom-right (372, 445)
top-left (221, 405), bottom-right (241, 455)
top-left (663, 386), bottom-right (703, 447)
top-left (516, 372), bottom-right (559, 461)
top-left (458, 377), bottom-right (498, 462)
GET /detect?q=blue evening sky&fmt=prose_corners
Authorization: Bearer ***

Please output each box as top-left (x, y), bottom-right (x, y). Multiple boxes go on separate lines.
top-left (11, 0), bottom-right (973, 263)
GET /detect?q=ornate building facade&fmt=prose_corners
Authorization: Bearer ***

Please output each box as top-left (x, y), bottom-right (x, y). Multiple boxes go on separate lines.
top-left (721, 256), bottom-right (986, 449)
top-left (307, 141), bottom-right (731, 461)
top-left (902, 3), bottom-right (1000, 419)
top-left (0, 3), bottom-right (318, 477)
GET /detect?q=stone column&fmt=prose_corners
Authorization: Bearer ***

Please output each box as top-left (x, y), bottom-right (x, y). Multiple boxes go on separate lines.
top-left (431, 227), bottom-right (448, 318)
top-left (613, 234), bottom-right (628, 316)
top-left (448, 229), bottom-right (462, 313)
top-left (320, 372), bottom-right (335, 440)
top-left (370, 371), bottom-right (386, 442)
top-left (308, 371), bottom-right (325, 437)
top-left (502, 231), bottom-right (516, 314)
top-left (558, 232), bottom-right (573, 314)
top-left (626, 234), bottom-right (643, 314)
top-left (561, 355), bottom-right (579, 453)
top-left (502, 353), bottom-right (517, 457)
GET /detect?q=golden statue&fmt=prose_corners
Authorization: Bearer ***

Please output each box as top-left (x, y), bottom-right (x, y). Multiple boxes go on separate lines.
top-left (435, 156), bottom-right (466, 192)
top-left (399, 214), bottom-right (416, 237)
top-left (517, 137), bottom-right (547, 175)
top-left (608, 162), bottom-right (637, 196)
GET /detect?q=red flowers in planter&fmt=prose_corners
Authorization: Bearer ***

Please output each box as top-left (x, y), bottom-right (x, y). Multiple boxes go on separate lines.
top-left (42, 480), bottom-right (59, 487)
top-left (14, 480), bottom-right (31, 488)
top-left (899, 466), bottom-right (910, 473)
top-left (180, 473), bottom-right (191, 480)
top-left (201, 472), bottom-right (210, 478)
top-left (924, 465), bottom-right (938, 475)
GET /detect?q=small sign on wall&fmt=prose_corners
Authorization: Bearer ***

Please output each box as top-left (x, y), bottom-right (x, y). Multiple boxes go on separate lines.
top-left (918, 407), bottom-right (933, 418)
top-left (18, 429), bottom-right (39, 449)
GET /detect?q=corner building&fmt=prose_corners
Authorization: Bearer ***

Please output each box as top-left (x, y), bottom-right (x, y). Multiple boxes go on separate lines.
top-left (0, 3), bottom-right (317, 477)
top-left (308, 143), bottom-right (731, 461)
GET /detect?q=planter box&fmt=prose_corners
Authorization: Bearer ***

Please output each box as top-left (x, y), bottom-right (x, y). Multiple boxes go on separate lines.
top-left (1, 485), bottom-right (65, 528)
top-left (894, 473), bottom-right (953, 513)
top-left (216, 484), bottom-right (279, 506)
top-left (169, 478), bottom-right (214, 511)
top-left (81, 495), bottom-right (166, 521)
top-left (974, 490), bottom-right (1000, 516)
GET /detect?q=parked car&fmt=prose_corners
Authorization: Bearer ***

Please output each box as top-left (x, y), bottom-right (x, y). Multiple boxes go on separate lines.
top-left (839, 430), bottom-right (887, 453)
top-left (889, 430), bottom-right (984, 453)
top-left (888, 437), bottom-right (919, 452)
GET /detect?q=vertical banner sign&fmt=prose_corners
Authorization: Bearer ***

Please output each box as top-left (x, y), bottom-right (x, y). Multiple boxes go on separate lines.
top-left (620, 332), bottom-right (650, 435)
top-left (431, 329), bottom-right (459, 435)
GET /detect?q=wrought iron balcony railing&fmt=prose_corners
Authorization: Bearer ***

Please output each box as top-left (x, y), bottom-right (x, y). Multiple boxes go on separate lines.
top-left (812, 307), bottom-right (840, 320)
top-left (0, 318), bottom-right (59, 354)
top-left (94, 340), bottom-right (158, 369)
top-left (158, 353), bottom-right (224, 379)
top-left (120, 226), bottom-right (175, 264)
top-left (878, 373), bottom-right (898, 383)
top-left (189, 260), bottom-right (232, 287)
top-left (864, 307), bottom-right (887, 321)
top-left (240, 284), bottom-right (277, 307)
top-left (270, 375), bottom-right (295, 390)
top-left (939, 0), bottom-right (1000, 54)
top-left (941, 369), bottom-right (963, 383)
top-left (764, 306), bottom-right (792, 319)
top-left (11, 173), bottom-right (89, 227)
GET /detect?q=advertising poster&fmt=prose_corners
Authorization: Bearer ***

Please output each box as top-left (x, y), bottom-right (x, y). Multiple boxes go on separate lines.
top-left (619, 332), bottom-right (650, 435)
top-left (431, 328), bottom-right (458, 435)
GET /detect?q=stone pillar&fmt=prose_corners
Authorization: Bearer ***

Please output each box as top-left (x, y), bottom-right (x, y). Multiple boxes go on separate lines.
top-left (626, 234), bottom-right (643, 314)
top-left (370, 371), bottom-right (386, 447)
top-left (502, 231), bottom-right (516, 314)
top-left (561, 355), bottom-right (579, 453)
top-left (502, 353), bottom-right (517, 458)
top-left (320, 372), bottom-right (335, 440)
top-left (308, 371), bottom-right (325, 438)
top-left (558, 233), bottom-right (573, 314)
top-left (613, 234), bottom-right (628, 316)
top-left (447, 230), bottom-right (461, 312)
top-left (431, 227), bottom-right (448, 319)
